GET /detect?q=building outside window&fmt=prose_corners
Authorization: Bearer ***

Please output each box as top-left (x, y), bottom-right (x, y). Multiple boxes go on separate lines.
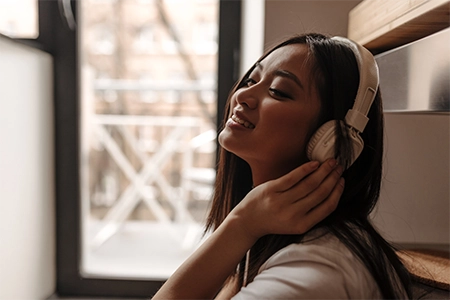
top-left (79, 0), bottom-right (218, 280)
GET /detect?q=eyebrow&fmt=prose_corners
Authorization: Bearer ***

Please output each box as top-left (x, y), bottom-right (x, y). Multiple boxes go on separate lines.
top-left (273, 70), bottom-right (304, 90)
top-left (254, 62), bottom-right (304, 90)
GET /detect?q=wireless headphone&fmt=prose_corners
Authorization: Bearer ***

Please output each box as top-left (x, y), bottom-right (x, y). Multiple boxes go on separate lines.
top-left (306, 36), bottom-right (379, 168)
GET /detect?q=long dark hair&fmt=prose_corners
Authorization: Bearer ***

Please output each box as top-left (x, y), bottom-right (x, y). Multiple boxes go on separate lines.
top-left (206, 33), bottom-right (412, 299)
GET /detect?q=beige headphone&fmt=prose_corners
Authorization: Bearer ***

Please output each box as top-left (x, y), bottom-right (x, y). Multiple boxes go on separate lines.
top-left (306, 36), bottom-right (379, 168)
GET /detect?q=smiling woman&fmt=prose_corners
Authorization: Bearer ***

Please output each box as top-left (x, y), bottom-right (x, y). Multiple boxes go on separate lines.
top-left (219, 44), bottom-right (321, 186)
top-left (152, 33), bottom-right (412, 300)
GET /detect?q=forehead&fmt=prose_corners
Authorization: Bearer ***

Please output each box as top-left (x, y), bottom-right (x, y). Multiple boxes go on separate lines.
top-left (258, 44), bottom-right (310, 73)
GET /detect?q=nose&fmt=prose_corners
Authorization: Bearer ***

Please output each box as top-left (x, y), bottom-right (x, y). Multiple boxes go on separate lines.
top-left (235, 85), bottom-right (258, 109)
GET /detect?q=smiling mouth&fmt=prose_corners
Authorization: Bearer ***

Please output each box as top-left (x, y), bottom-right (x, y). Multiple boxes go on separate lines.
top-left (231, 114), bottom-right (255, 129)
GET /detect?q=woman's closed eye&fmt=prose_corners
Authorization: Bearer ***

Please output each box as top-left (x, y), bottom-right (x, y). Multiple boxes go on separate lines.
top-left (242, 77), bottom-right (292, 99)
top-left (269, 88), bottom-right (291, 99)
top-left (243, 78), bottom-right (257, 87)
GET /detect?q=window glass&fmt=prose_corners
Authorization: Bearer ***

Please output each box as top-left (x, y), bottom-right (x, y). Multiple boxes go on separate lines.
top-left (79, 0), bottom-right (218, 280)
top-left (0, 0), bottom-right (38, 38)
top-left (193, 20), bottom-right (217, 54)
top-left (133, 25), bottom-right (156, 54)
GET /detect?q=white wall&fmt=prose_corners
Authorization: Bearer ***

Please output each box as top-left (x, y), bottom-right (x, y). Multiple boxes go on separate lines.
top-left (0, 36), bottom-right (55, 299)
top-left (240, 0), bottom-right (362, 72)
top-left (374, 113), bottom-right (450, 245)
top-left (264, 0), bottom-right (362, 48)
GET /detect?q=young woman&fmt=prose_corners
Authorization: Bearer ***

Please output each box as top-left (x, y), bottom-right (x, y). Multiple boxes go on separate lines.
top-left (153, 33), bottom-right (412, 299)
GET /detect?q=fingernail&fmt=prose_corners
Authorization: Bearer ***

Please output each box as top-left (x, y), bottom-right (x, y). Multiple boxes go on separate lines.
top-left (339, 177), bottom-right (345, 187)
top-left (310, 161), bottom-right (320, 169)
top-left (335, 165), bottom-right (343, 176)
top-left (328, 159), bottom-right (337, 167)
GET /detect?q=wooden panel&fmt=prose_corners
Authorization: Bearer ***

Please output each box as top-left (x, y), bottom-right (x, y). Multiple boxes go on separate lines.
top-left (348, 0), bottom-right (450, 53)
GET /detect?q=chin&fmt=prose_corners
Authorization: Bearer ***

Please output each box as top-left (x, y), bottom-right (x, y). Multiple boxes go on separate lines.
top-left (217, 129), bottom-right (236, 151)
top-left (217, 130), bottom-right (226, 149)
top-left (218, 136), bottom-right (245, 160)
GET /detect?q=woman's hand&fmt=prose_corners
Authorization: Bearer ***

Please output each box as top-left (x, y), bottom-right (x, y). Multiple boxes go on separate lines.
top-left (228, 159), bottom-right (344, 242)
top-left (152, 159), bottom-right (343, 300)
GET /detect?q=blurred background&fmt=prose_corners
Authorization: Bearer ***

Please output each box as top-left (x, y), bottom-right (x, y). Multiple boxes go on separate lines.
top-left (77, 0), bottom-right (218, 280)
top-left (1, 0), bottom-right (448, 299)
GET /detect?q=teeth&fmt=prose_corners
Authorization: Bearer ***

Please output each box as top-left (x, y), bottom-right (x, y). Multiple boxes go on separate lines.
top-left (232, 115), bottom-right (255, 129)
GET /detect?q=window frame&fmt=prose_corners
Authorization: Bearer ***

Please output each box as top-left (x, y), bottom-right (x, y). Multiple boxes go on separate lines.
top-left (45, 0), bottom-right (242, 297)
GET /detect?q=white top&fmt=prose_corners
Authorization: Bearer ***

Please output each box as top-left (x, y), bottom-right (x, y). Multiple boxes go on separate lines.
top-left (231, 229), bottom-right (382, 299)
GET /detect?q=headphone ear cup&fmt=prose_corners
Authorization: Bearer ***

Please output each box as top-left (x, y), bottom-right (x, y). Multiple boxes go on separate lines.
top-left (307, 120), bottom-right (337, 163)
top-left (307, 120), bottom-right (365, 168)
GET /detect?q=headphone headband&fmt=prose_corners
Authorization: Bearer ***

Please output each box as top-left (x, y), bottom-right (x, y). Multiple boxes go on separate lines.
top-left (331, 36), bottom-right (379, 132)
top-left (307, 36), bottom-right (380, 167)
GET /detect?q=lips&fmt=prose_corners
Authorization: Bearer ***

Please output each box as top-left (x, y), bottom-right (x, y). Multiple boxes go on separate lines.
top-left (231, 114), bottom-right (255, 129)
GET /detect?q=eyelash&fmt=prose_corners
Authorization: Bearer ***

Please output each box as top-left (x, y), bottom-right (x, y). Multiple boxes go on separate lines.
top-left (269, 88), bottom-right (290, 99)
top-left (243, 78), bottom-right (256, 86)
top-left (242, 77), bottom-right (291, 99)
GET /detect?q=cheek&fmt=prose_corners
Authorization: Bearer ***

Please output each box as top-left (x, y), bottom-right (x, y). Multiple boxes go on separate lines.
top-left (260, 118), bottom-right (306, 153)
top-left (283, 121), bottom-right (311, 149)
top-left (269, 110), bottom-right (310, 135)
top-left (267, 111), bottom-right (317, 152)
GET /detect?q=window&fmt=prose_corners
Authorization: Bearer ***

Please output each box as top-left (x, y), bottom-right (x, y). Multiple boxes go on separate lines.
top-left (193, 20), bottom-right (218, 54)
top-left (80, 0), bottom-right (220, 280)
top-left (90, 25), bottom-right (117, 55)
top-left (0, 0), bottom-right (38, 38)
top-left (47, 0), bottom-right (242, 296)
top-left (52, 0), bottom-right (242, 297)
top-left (199, 72), bottom-right (217, 104)
top-left (133, 25), bottom-right (156, 54)
top-left (161, 35), bottom-right (178, 54)
top-left (92, 0), bottom-right (117, 3)
top-left (138, 73), bottom-right (159, 103)
top-left (96, 72), bottom-right (119, 103)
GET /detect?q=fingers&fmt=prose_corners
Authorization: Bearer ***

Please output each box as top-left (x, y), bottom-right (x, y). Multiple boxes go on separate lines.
top-left (302, 162), bottom-right (343, 206)
top-left (299, 158), bottom-right (340, 191)
top-left (271, 161), bottom-right (320, 192)
top-left (294, 177), bottom-right (344, 234)
top-left (283, 159), bottom-right (341, 201)
top-left (243, 159), bottom-right (344, 237)
top-left (288, 159), bottom-right (343, 233)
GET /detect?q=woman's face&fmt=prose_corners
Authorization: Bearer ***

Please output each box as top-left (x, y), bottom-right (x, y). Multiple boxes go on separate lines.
top-left (218, 44), bottom-right (322, 182)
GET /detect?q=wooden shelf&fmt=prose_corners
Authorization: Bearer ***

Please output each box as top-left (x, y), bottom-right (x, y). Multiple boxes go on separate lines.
top-left (348, 0), bottom-right (450, 53)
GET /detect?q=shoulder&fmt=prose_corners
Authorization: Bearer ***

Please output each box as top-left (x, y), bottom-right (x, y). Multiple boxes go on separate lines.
top-left (232, 229), bottom-right (381, 299)
top-left (260, 228), bottom-right (364, 275)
